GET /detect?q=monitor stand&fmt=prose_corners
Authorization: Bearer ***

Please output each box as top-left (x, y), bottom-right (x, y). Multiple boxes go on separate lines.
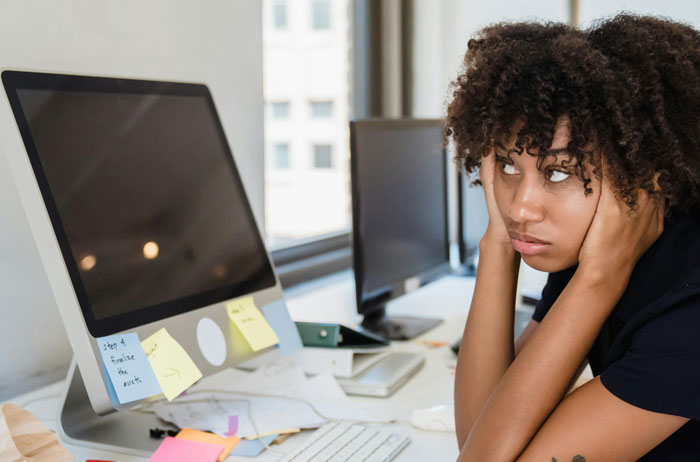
top-left (57, 360), bottom-right (176, 457)
top-left (360, 307), bottom-right (442, 341)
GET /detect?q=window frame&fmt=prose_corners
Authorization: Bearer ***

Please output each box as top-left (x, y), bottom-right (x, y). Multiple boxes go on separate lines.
top-left (272, 142), bottom-right (291, 169)
top-left (311, 0), bottom-right (331, 30)
top-left (272, 0), bottom-right (288, 30)
top-left (271, 101), bottom-right (290, 119)
top-left (310, 100), bottom-right (334, 118)
top-left (312, 143), bottom-right (333, 168)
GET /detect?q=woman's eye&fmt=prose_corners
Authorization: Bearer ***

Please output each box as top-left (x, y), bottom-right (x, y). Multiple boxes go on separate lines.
top-left (547, 170), bottom-right (570, 183)
top-left (501, 163), bottom-right (517, 175)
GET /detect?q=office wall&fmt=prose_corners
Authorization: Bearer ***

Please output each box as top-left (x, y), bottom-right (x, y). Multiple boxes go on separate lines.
top-left (0, 0), bottom-right (264, 401)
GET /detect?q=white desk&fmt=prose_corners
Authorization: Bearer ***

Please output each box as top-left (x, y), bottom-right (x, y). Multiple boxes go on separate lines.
top-left (7, 273), bottom-right (526, 461)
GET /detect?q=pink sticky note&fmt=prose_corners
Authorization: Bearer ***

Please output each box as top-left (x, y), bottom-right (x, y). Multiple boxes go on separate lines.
top-left (149, 436), bottom-right (224, 462)
top-left (225, 415), bottom-right (238, 437)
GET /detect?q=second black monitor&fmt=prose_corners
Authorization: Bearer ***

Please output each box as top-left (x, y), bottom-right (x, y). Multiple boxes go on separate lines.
top-left (350, 119), bottom-right (449, 340)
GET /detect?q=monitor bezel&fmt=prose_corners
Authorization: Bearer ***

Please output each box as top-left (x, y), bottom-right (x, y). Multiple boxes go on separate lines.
top-left (2, 70), bottom-right (277, 338)
top-left (349, 118), bottom-right (451, 317)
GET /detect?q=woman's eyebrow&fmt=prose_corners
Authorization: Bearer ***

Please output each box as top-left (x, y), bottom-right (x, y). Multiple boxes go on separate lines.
top-left (545, 147), bottom-right (569, 155)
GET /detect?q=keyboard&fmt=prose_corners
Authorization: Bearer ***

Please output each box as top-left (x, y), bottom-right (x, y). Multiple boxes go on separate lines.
top-left (279, 422), bottom-right (411, 462)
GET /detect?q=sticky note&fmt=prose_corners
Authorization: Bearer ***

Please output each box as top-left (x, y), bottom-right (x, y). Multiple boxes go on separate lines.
top-left (141, 328), bottom-right (203, 401)
top-left (175, 428), bottom-right (241, 461)
top-left (225, 415), bottom-right (238, 437)
top-left (261, 300), bottom-right (303, 355)
top-left (229, 434), bottom-right (278, 457)
top-left (245, 428), bottom-right (300, 440)
top-left (148, 436), bottom-right (223, 462)
top-left (96, 333), bottom-right (162, 404)
top-left (226, 297), bottom-right (279, 352)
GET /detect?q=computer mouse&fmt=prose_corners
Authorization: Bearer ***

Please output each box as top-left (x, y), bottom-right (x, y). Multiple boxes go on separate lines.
top-left (409, 404), bottom-right (456, 432)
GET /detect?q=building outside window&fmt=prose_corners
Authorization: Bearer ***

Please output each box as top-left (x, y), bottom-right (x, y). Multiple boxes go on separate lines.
top-left (274, 143), bottom-right (291, 169)
top-left (311, 0), bottom-right (331, 30)
top-left (272, 0), bottom-right (287, 29)
top-left (310, 101), bottom-right (333, 118)
top-left (313, 144), bottom-right (333, 168)
top-left (271, 101), bottom-right (290, 119)
top-left (263, 0), bottom-right (350, 246)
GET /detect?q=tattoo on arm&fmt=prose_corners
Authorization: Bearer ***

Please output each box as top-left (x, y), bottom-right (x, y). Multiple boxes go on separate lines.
top-left (551, 456), bottom-right (586, 462)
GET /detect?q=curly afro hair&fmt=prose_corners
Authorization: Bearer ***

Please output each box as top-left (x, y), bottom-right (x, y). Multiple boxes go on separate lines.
top-left (444, 14), bottom-right (700, 217)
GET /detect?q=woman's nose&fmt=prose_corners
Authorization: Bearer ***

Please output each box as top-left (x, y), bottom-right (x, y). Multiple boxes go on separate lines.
top-left (507, 180), bottom-right (545, 224)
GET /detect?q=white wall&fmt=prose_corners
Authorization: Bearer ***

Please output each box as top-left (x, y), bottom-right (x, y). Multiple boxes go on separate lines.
top-left (0, 0), bottom-right (264, 400)
top-left (579, 0), bottom-right (700, 29)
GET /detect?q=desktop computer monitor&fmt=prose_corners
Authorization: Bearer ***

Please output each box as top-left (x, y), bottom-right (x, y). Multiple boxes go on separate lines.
top-left (2, 71), bottom-right (299, 454)
top-left (350, 119), bottom-right (450, 340)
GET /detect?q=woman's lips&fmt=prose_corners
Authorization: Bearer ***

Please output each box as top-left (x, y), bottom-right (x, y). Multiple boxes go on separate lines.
top-left (509, 231), bottom-right (551, 255)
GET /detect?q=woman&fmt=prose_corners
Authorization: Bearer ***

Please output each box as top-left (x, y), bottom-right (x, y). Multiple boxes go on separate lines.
top-left (446, 14), bottom-right (700, 461)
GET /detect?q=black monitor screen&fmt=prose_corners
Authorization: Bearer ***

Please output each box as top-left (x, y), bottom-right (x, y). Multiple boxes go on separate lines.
top-left (3, 71), bottom-right (276, 337)
top-left (351, 119), bottom-right (449, 309)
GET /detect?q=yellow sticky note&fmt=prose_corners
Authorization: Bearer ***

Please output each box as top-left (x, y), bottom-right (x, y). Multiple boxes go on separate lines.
top-left (176, 428), bottom-right (241, 461)
top-left (226, 297), bottom-right (279, 352)
top-left (141, 328), bottom-right (203, 401)
top-left (245, 428), bottom-right (300, 440)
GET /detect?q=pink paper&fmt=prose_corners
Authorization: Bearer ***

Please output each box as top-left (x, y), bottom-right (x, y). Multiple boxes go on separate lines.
top-left (148, 436), bottom-right (224, 462)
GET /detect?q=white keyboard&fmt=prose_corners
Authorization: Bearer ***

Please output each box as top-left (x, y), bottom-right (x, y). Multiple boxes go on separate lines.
top-left (279, 422), bottom-right (410, 462)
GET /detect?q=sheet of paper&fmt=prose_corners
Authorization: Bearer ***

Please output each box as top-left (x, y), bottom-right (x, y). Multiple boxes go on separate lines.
top-left (175, 428), bottom-right (241, 461)
top-left (148, 436), bottom-right (223, 462)
top-left (229, 434), bottom-right (277, 458)
top-left (226, 361), bottom-right (372, 422)
top-left (261, 300), bottom-right (303, 355)
top-left (153, 361), bottom-right (374, 439)
top-left (226, 297), bottom-right (279, 352)
top-left (96, 332), bottom-right (162, 404)
top-left (153, 392), bottom-right (326, 438)
top-left (141, 328), bottom-right (203, 401)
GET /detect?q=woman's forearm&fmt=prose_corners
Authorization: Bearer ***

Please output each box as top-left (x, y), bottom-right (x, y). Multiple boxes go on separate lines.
top-left (455, 238), bottom-right (520, 448)
top-left (458, 268), bottom-right (629, 461)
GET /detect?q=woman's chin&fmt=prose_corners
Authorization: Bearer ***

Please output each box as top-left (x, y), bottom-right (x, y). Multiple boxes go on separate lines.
top-left (521, 252), bottom-right (577, 273)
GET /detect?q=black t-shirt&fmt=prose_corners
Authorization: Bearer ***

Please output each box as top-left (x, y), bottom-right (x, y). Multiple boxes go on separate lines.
top-left (532, 213), bottom-right (700, 461)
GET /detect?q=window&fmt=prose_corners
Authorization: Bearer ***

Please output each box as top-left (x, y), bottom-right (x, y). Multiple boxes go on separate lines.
top-left (311, 0), bottom-right (331, 30)
top-left (313, 144), bottom-right (333, 168)
top-left (263, 0), bottom-right (351, 245)
top-left (271, 101), bottom-right (290, 119)
top-left (272, 1), bottom-right (287, 29)
top-left (274, 143), bottom-right (291, 168)
top-left (310, 101), bottom-right (333, 118)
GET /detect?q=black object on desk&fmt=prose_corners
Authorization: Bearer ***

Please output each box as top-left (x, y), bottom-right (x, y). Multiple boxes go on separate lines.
top-left (350, 119), bottom-right (449, 341)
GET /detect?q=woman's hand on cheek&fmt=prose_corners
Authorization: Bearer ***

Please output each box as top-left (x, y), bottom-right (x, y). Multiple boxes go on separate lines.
top-left (480, 147), bottom-right (513, 249)
top-left (577, 168), bottom-right (664, 284)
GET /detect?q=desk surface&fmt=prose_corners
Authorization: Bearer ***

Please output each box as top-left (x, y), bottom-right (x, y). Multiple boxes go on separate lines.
top-left (8, 273), bottom-right (528, 461)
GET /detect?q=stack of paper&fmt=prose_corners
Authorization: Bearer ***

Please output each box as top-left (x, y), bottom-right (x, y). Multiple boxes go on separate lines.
top-left (152, 360), bottom-right (372, 439)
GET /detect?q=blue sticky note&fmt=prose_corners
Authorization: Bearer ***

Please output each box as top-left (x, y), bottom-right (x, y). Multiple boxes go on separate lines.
top-left (261, 300), bottom-right (303, 356)
top-left (102, 365), bottom-right (120, 406)
top-left (229, 435), bottom-right (278, 457)
top-left (97, 332), bottom-right (162, 404)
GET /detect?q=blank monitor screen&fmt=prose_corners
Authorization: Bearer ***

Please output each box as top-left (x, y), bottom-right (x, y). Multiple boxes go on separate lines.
top-left (351, 119), bottom-right (448, 305)
top-left (3, 72), bottom-right (276, 338)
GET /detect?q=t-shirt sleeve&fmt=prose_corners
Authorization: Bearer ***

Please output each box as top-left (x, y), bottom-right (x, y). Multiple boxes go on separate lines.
top-left (532, 266), bottom-right (577, 322)
top-left (600, 288), bottom-right (700, 420)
